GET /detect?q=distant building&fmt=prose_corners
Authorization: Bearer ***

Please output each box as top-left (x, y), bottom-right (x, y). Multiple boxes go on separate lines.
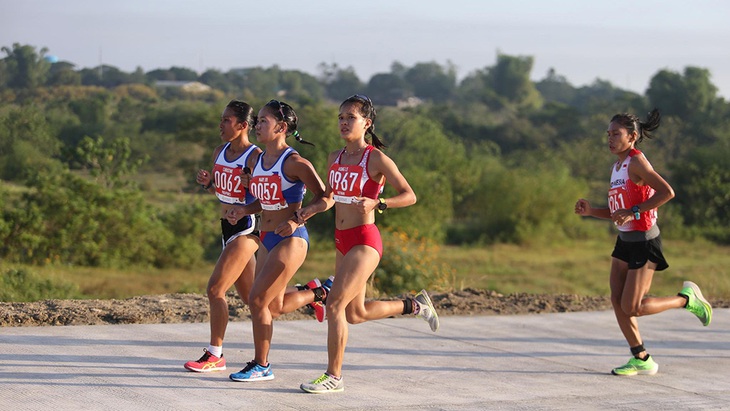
top-left (396, 96), bottom-right (423, 108)
top-left (154, 80), bottom-right (212, 93)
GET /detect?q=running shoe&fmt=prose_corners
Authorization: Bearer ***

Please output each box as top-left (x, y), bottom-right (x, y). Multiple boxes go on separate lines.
top-left (312, 301), bottom-right (326, 322)
top-left (678, 281), bottom-right (712, 326)
top-left (300, 373), bottom-right (344, 394)
top-left (184, 349), bottom-right (226, 373)
top-left (414, 289), bottom-right (440, 332)
top-left (229, 361), bottom-right (274, 382)
top-left (611, 355), bottom-right (659, 376)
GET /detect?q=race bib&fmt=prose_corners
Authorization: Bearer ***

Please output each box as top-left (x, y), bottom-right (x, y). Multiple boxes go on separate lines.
top-left (329, 164), bottom-right (363, 204)
top-left (250, 174), bottom-right (287, 210)
top-left (608, 187), bottom-right (626, 214)
top-left (214, 164), bottom-right (245, 204)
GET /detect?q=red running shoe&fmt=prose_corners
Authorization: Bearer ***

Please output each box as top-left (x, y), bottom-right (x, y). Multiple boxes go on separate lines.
top-left (184, 349), bottom-right (226, 373)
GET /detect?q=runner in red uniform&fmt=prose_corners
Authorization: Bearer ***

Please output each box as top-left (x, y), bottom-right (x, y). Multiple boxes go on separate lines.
top-left (295, 95), bottom-right (440, 393)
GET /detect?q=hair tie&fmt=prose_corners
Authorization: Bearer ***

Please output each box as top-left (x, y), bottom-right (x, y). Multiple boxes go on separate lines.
top-left (291, 130), bottom-right (315, 147)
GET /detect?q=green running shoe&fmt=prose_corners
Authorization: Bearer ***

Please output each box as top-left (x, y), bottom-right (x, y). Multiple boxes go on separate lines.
top-left (611, 355), bottom-right (659, 376)
top-left (679, 281), bottom-right (712, 326)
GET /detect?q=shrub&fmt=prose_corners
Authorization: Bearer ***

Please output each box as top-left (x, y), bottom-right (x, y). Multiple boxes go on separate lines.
top-left (0, 268), bottom-right (80, 302)
top-left (370, 228), bottom-right (453, 296)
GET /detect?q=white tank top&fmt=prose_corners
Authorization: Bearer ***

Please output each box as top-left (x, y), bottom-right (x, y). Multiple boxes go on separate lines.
top-left (213, 143), bottom-right (257, 205)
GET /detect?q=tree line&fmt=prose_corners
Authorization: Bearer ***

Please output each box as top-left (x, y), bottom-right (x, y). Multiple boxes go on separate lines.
top-left (1, 43), bottom-right (729, 274)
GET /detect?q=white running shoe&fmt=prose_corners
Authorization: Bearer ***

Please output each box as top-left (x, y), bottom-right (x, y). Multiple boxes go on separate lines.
top-left (414, 289), bottom-right (440, 332)
top-left (300, 373), bottom-right (344, 394)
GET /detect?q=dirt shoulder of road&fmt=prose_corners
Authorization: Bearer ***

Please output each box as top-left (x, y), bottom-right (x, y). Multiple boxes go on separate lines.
top-left (2, 288), bottom-right (727, 327)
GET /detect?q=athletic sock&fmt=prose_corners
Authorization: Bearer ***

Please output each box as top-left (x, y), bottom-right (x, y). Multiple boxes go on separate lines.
top-left (312, 287), bottom-right (326, 302)
top-left (402, 298), bottom-right (413, 315)
top-left (207, 345), bottom-right (223, 358)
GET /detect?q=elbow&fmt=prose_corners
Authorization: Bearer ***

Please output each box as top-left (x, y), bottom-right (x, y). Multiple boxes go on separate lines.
top-left (667, 187), bottom-right (675, 201)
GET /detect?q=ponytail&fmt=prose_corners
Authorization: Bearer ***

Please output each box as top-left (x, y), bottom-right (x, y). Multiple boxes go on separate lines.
top-left (292, 130), bottom-right (315, 147)
top-left (366, 128), bottom-right (386, 150)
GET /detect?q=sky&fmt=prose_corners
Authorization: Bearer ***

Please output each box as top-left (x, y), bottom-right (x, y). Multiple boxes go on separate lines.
top-left (2, 0), bottom-right (729, 98)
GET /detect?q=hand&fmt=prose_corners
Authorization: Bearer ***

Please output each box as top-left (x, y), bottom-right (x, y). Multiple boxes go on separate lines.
top-left (225, 207), bottom-right (241, 225)
top-left (611, 209), bottom-right (633, 226)
top-left (197, 169), bottom-right (211, 186)
top-left (574, 199), bottom-right (591, 216)
top-left (352, 196), bottom-right (376, 214)
top-left (274, 218), bottom-right (298, 236)
top-left (292, 208), bottom-right (308, 224)
top-left (240, 167), bottom-right (252, 189)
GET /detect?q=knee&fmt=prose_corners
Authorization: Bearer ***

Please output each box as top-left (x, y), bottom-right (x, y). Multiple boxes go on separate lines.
top-left (326, 302), bottom-right (362, 325)
top-left (248, 294), bottom-right (267, 313)
top-left (344, 307), bottom-right (366, 325)
top-left (207, 282), bottom-right (227, 300)
top-left (621, 301), bottom-right (642, 317)
top-left (268, 303), bottom-right (283, 319)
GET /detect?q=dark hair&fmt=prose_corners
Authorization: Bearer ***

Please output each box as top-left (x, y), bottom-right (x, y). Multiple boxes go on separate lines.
top-left (610, 108), bottom-right (661, 146)
top-left (265, 100), bottom-right (314, 146)
top-left (340, 94), bottom-right (386, 149)
top-left (226, 100), bottom-right (256, 128)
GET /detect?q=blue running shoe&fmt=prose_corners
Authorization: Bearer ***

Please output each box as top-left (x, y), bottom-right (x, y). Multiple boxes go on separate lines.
top-left (229, 361), bottom-right (274, 382)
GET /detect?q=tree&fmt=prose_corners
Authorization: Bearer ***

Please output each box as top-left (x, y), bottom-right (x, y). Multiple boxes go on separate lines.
top-left (46, 61), bottom-right (81, 86)
top-left (74, 136), bottom-right (144, 189)
top-left (146, 66), bottom-right (198, 81)
top-left (0, 104), bottom-right (62, 181)
top-left (403, 61), bottom-right (457, 101)
top-left (1, 43), bottom-right (51, 89)
top-left (671, 141), bottom-right (730, 241)
top-left (647, 66), bottom-right (718, 121)
top-left (535, 68), bottom-right (576, 105)
top-left (365, 73), bottom-right (410, 106)
top-left (487, 53), bottom-right (543, 109)
top-left (318, 63), bottom-right (364, 101)
top-left (200, 69), bottom-right (233, 92)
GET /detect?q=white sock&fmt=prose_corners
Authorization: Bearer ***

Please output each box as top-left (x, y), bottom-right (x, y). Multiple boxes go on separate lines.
top-left (207, 345), bottom-right (223, 358)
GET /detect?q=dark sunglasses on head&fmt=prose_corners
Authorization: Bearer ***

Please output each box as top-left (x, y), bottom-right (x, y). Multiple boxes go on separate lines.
top-left (348, 94), bottom-right (372, 104)
top-left (267, 99), bottom-right (288, 122)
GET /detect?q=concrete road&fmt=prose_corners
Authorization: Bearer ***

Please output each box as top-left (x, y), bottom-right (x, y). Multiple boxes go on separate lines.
top-left (1, 309), bottom-right (728, 410)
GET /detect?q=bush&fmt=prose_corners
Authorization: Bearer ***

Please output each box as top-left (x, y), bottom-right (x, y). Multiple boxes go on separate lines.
top-left (451, 155), bottom-right (589, 245)
top-left (0, 168), bottom-right (216, 268)
top-left (370, 228), bottom-right (453, 296)
top-left (0, 268), bottom-right (80, 302)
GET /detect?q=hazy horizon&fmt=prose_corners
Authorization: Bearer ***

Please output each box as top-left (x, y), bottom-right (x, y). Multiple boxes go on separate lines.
top-left (2, 0), bottom-right (728, 98)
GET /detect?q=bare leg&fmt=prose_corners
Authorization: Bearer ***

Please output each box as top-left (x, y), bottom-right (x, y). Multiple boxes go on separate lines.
top-left (610, 257), bottom-right (686, 357)
top-left (326, 245), bottom-right (403, 378)
top-left (208, 236), bottom-right (258, 347)
top-left (248, 237), bottom-right (308, 366)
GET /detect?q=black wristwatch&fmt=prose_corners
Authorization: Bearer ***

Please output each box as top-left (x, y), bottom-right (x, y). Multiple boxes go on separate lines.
top-left (377, 198), bottom-right (388, 213)
top-left (631, 205), bottom-right (641, 220)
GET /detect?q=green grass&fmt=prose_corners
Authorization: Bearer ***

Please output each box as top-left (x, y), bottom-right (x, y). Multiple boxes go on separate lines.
top-left (438, 236), bottom-right (730, 299)
top-left (3, 236), bottom-right (729, 301)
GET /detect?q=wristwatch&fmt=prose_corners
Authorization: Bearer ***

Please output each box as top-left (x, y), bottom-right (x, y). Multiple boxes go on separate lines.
top-left (631, 205), bottom-right (641, 220)
top-left (377, 198), bottom-right (388, 213)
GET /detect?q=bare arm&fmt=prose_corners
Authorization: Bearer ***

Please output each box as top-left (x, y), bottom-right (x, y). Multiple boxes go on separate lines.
top-left (296, 150), bottom-right (337, 223)
top-left (354, 149), bottom-right (416, 214)
top-left (196, 144), bottom-right (225, 193)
